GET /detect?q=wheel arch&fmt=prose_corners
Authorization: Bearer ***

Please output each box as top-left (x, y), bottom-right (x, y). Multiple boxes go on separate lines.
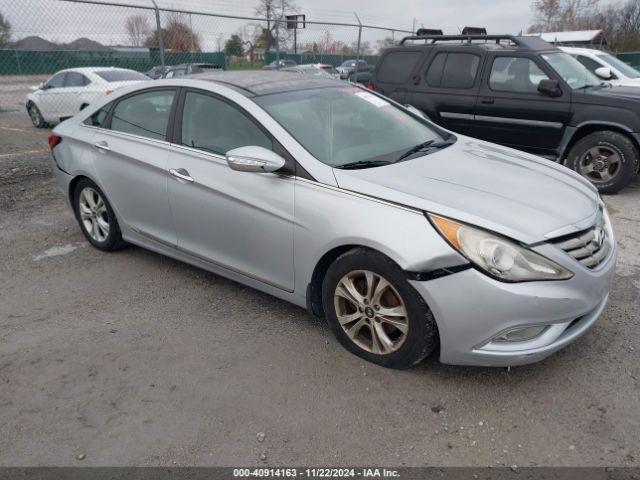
top-left (561, 122), bottom-right (640, 166)
top-left (306, 243), bottom-right (411, 319)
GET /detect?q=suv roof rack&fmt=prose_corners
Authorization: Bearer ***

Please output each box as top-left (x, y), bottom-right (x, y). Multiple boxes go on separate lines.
top-left (400, 34), bottom-right (522, 45)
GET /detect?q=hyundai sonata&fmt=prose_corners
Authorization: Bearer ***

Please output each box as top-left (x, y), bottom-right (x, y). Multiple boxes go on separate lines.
top-left (49, 71), bottom-right (616, 368)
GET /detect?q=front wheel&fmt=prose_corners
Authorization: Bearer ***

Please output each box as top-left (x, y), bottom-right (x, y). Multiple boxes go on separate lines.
top-left (322, 248), bottom-right (439, 369)
top-left (567, 131), bottom-right (638, 194)
top-left (27, 103), bottom-right (46, 128)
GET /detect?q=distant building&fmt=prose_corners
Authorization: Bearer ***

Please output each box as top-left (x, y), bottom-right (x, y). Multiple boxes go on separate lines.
top-left (525, 30), bottom-right (607, 47)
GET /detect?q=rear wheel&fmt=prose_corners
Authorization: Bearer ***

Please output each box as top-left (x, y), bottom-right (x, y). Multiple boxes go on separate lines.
top-left (567, 131), bottom-right (638, 194)
top-left (72, 178), bottom-right (127, 251)
top-left (27, 103), bottom-right (46, 128)
top-left (322, 248), bottom-right (438, 369)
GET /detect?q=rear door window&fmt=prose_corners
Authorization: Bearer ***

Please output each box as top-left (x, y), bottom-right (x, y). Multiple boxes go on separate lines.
top-left (377, 51), bottom-right (422, 83)
top-left (426, 52), bottom-right (480, 89)
top-left (65, 72), bottom-right (89, 87)
top-left (110, 90), bottom-right (175, 140)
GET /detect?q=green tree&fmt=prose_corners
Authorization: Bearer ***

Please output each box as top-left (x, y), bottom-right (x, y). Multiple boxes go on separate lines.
top-left (0, 12), bottom-right (11, 48)
top-left (224, 34), bottom-right (244, 57)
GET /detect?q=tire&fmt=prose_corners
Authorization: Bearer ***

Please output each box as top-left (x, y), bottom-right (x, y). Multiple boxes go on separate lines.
top-left (72, 178), bottom-right (127, 252)
top-left (567, 131), bottom-right (638, 194)
top-left (27, 102), bottom-right (46, 128)
top-left (322, 247), bottom-right (438, 369)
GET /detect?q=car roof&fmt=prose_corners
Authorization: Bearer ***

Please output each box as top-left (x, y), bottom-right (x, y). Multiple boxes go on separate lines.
top-left (559, 46), bottom-right (604, 55)
top-left (187, 70), bottom-right (341, 97)
top-left (65, 67), bottom-right (135, 73)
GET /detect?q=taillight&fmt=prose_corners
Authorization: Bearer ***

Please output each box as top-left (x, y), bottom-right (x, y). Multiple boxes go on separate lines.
top-left (48, 134), bottom-right (62, 150)
top-left (366, 84), bottom-right (375, 91)
top-left (106, 88), bottom-right (113, 95)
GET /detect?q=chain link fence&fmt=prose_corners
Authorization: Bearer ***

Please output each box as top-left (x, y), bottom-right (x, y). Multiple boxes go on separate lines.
top-left (0, 0), bottom-right (414, 115)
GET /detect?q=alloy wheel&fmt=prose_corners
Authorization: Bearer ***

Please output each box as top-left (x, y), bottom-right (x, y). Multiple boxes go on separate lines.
top-left (78, 187), bottom-right (110, 243)
top-left (28, 105), bottom-right (41, 127)
top-left (578, 146), bottom-right (621, 184)
top-left (333, 270), bottom-right (409, 355)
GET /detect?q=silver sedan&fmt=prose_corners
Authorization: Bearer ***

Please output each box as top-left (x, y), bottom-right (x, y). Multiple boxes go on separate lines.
top-left (49, 71), bottom-right (616, 368)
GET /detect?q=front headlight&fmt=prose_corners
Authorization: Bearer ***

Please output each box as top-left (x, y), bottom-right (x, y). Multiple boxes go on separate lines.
top-left (427, 214), bottom-right (573, 282)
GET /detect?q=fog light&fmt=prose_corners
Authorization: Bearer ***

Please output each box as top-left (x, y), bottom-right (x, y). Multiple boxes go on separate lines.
top-left (494, 325), bottom-right (548, 342)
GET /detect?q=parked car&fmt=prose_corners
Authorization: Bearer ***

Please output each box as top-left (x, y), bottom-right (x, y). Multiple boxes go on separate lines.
top-left (49, 71), bottom-right (615, 369)
top-left (145, 65), bottom-right (166, 80)
top-left (347, 65), bottom-right (373, 85)
top-left (561, 46), bottom-right (640, 87)
top-left (281, 64), bottom-right (336, 78)
top-left (162, 63), bottom-right (223, 78)
top-left (26, 67), bottom-right (149, 128)
top-left (262, 59), bottom-right (297, 70)
top-left (337, 59), bottom-right (369, 79)
top-left (369, 34), bottom-right (640, 193)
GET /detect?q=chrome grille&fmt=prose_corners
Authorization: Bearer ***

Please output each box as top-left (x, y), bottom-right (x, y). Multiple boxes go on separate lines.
top-left (551, 222), bottom-right (610, 269)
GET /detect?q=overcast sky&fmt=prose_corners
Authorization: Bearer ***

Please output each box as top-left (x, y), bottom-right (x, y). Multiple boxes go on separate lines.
top-left (1, 0), bottom-right (621, 50)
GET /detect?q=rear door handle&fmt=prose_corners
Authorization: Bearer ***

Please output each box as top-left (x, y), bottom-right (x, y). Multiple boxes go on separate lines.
top-left (93, 141), bottom-right (110, 152)
top-left (481, 96), bottom-right (495, 104)
top-left (169, 168), bottom-right (194, 183)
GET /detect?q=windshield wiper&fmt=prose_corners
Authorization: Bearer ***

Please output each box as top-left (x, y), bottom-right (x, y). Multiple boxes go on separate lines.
top-left (335, 159), bottom-right (393, 170)
top-left (395, 138), bottom-right (454, 163)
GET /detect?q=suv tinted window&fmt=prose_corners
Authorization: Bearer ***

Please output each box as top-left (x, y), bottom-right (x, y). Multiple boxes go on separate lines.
top-left (65, 72), bottom-right (89, 87)
top-left (489, 57), bottom-right (549, 93)
top-left (426, 53), bottom-right (480, 89)
top-left (444, 53), bottom-right (480, 89)
top-left (180, 91), bottom-right (272, 155)
top-left (84, 102), bottom-right (112, 127)
top-left (378, 51), bottom-right (421, 83)
top-left (110, 90), bottom-right (175, 140)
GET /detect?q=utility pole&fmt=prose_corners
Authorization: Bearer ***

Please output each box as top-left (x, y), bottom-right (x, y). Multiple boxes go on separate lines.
top-left (354, 12), bottom-right (362, 84)
top-left (151, 0), bottom-right (165, 74)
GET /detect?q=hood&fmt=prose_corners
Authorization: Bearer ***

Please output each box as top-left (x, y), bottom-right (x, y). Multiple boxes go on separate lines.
top-left (333, 137), bottom-right (600, 244)
top-left (575, 84), bottom-right (640, 102)
top-left (613, 78), bottom-right (640, 88)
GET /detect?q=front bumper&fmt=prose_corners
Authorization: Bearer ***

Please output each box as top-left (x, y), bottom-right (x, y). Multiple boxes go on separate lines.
top-left (410, 238), bottom-right (617, 367)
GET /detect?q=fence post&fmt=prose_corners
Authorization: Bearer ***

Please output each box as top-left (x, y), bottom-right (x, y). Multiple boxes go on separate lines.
top-left (353, 13), bottom-right (362, 84)
top-left (151, 0), bottom-right (166, 73)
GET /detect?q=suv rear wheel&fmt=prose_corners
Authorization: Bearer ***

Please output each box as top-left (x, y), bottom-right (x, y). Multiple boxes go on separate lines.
top-left (567, 131), bottom-right (638, 194)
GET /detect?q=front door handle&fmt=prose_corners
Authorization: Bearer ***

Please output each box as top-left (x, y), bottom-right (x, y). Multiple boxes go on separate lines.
top-left (480, 96), bottom-right (495, 104)
top-left (169, 168), bottom-right (194, 183)
top-left (93, 141), bottom-right (110, 152)
top-left (412, 75), bottom-right (421, 85)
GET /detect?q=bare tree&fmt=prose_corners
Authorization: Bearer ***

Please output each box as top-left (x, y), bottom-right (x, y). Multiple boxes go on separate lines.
top-left (125, 14), bottom-right (150, 47)
top-left (528, 0), bottom-right (640, 51)
top-left (254, 0), bottom-right (299, 51)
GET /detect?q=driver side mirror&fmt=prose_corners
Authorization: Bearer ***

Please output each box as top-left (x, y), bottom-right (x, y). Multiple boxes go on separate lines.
top-left (538, 79), bottom-right (562, 97)
top-left (595, 66), bottom-right (612, 80)
top-left (226, 146), bottom-right (286, 173)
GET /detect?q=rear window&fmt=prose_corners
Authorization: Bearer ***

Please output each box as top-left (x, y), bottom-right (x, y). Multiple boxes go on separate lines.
top-left (95, 70), bottom-right (148, 82)
top-left (377, 51), bottom-right (422, 83)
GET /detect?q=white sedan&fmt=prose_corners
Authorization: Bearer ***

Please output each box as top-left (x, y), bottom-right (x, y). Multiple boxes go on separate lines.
top-left (561, 46), bottom-right (640, 87)
top-left (26, 67), bottom-right (149, 128)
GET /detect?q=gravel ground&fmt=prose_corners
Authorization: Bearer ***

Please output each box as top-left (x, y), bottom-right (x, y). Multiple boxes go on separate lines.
top-left (0, 110), bottom-right (639, 467)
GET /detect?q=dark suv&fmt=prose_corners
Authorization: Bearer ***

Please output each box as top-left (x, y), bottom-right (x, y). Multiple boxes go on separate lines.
top-left (370, 34), bottom-right (640, 193)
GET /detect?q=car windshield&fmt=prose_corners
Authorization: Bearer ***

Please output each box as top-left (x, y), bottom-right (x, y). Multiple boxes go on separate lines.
top-left (596, 52), bottom-right (640, 79)
top-left (341, 60), bottom-right (355, 67)
top-left (95, 70), bottom-right (149, 82)
top-left (321, 66), bottom-right (339, 75)
top-left (541, 52), bottom-right (602, 89)
top-left (256, 87), bottom-right (444, 168)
